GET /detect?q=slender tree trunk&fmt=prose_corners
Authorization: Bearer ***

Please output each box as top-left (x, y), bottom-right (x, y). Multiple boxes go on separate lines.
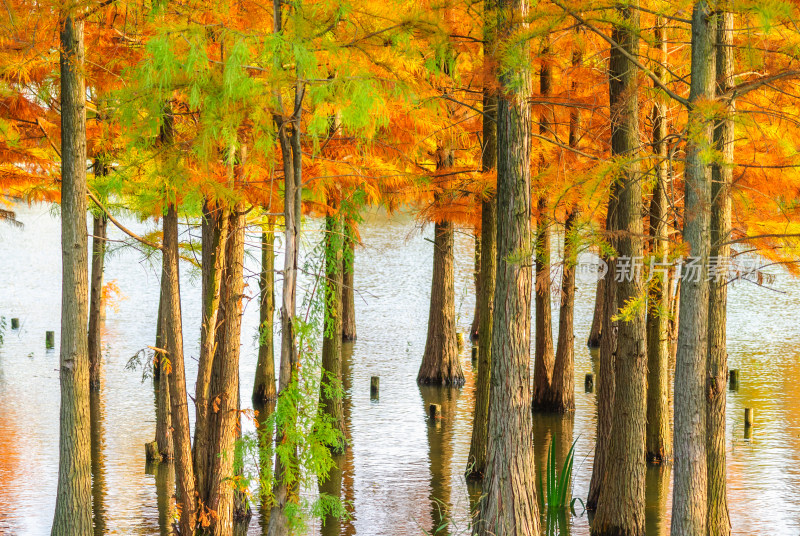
top-left (532, 46), bottom-right (555, 410)
top-left (418, 216), bottom-right (464, 386)
top-left (470, 233), bottom-right (481, 341)
top-left (205, 203), bottom-right (246, 535)
top-left (672, 4), bottom-right (716, 535)
top-left (473, 0), bottom-right (540, 532)
top-left (549, 209), bottom-right (578, 412)
top-left (267, 78), bottom-right (304, 536)
top-left (587, 189), bottom-right (619, 511)
top-left (320, 208), bottom-right (347, 452)
top-left (163, 205), bottom-right (197, 535)
top-left (591, 3), bottom-right (647, 533)
top-left (587, 277), bottom-right (605, 348)
top-left (707, 10), bottom-right (733, 536)
top-left (466, 36), bottom-right (498, 478)
top-left (52, 12), bottom-right (92, 536)
top-left (341, 226), bottom-right (357, 342)
top-left (88, 212), bottom-right (107, 391)
top-left (154, 278), bottom-right (174, 461)
top-left (195, 200), bottom-right (229, 499)
top-left (253, 218), bottom-right (277, 404)
top-left (646, 18), bottom-right (672, 466)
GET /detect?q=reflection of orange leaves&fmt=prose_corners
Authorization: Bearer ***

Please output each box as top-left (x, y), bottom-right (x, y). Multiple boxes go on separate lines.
top-left (101, 280), bottom-right (127, 313)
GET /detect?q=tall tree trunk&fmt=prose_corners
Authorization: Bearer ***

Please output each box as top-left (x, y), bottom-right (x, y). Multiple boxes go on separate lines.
top-left (418, 216), bottom-right (463, 386)
top-left (646, 18), bottom-right (672, 466)
top-left (470, 233), bottom-right (481, 341)
top-left (549, 209), bottom-right (578, 412)
top-left (88, 212), bottom-right (107, 391)
top-left (205, 204), bottom-right (246, 534)
top-left (587, 189), bottom-right (619, 512)
top-left (154, 281), bottom-right (174, 460)
top-left (163, 205), bottom-right (197, 535)
top-left (195, 200), bottom-right (229, 499)
top-left (587, 277), bottom-right (605, 348)
top-left (532, 45), bottom-right (555, 410)
top-left (473, 0), bottom-right (539, 532)
top-left (466, 31), bottom-right (498, 478)
top-left (267, 77), bottom-right (304, 536)
top-left (707, 9), bottom-right (733, 536)
top-left (320, 209), bottom-right (347, 452)
top-left (341, 226), bottom-right (357, 342)
top-left (547, 42), bottom-right (582, 414)
top-left (253, 218), bottom-right (277, 404)
top-left (591, 3), bottom-right (647, 534)
top-left (52, 12), bottom-right (92, 536)
top-left (672, 4), bottom-right (716, 535)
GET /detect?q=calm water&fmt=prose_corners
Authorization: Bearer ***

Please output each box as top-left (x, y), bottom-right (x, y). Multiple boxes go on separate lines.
top-left (0, 203), bottom-right (797, 535)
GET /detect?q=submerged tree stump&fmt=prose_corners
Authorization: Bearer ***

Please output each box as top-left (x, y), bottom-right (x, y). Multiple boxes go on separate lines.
top-left (429, 404), bottom-right (441, 420)
top-left (729, 369), bottom-right (739, 390)
top-left (10, 318), bottom-right (19, 330)
top-left (145, 441), bottom-right (161, 464)
top-left (370, 376), bottom-right (379, 399)
top-left (45, 331), bottom-right (55, 349)
top-left (744, 408), bottom-right (754, 428)
top-left (585, 373), bottom-right (594, 393)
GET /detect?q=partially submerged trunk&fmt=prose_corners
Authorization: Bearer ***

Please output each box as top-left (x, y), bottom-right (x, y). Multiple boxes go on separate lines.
top-left (469, 233), bottom-right (481, 341)
top-left (154, 278), bottom-right (173, 461)
top-left (253, 218), bottom-right (277, 404)
top-left (320, 210), bottom-right (347, 452)
top-left (88, 211), bottom-right (107, 391)
top-left (646, 18), bottom-right (672, 466)
top-left (473, 0), bottom-right (540, 531)
top-left (707, 10), bottom-right (733, 536)
top-left (163, 205), bottom-right (197, 535)
top-left (592, 4), bottom-right (647, 533)
top-left (672, 4), bottom-right (716, 535)
top-left (548, 209), bottom-right (578, 412)
top-left (418, 217), bottom-right (463, 386)
top-left (204, 203), bottom-right (246, 534)
top-left (341, 226), bottom-right (357, 342)
top-left (52, 12), bottom-right (93, 535)
top-left (466, 40), bottom-right (498, 479)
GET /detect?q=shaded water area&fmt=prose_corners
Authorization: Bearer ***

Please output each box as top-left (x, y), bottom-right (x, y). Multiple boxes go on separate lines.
top-left (0, 203), bottom-right (798, 535)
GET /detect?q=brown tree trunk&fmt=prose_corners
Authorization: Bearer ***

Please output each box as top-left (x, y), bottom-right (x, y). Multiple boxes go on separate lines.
top-left (320, 209), bottom-right (347, 452)
top-left (341, 226), bottom-right (357, 342)
top-left (470, 233), bottom-right (481, 341)
top-left (532, 46), bottom-right (554, 410)
top-left (466, 38), bottom-right (498, 479)
top-left (473, 0), bottom-right (539, 531)
top-left (253, 218), bottom-right (277, 404)
top-left (154, 279), bottom-right (174, 461)
top-left (88, 211), bottom-right (107, 391)
top-left (548, 209), bottom-right (578, 412)
top-left (672, 4), bottom-right (715, 535)
top-left (163, 205), bottom-right (197, 535)
top-left (587, 277), bottom-right (605, 348)
top-left (418, 217), bottom-right (464, 386)
top-left (591, 4), bottom-right (647, 533)
top-left (646, 18), bottom-right (672, 466)
top-left (194, 200), bottom-right (229, 499)
top-left (52, 12), bottom-right (92, 536)
top-left (707, 9), bottom-right (733, 536)
top-left (587, 189), bottom-right (618, 512)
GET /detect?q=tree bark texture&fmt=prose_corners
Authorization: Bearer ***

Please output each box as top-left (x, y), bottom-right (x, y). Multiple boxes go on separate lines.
top-left (341, 227), bottom-right (357, 342)
top-left (418, 217), bottom-right (464, 386)
top-left (473, 0), bottom-right (540, 532)
top-left (671, 4), bottom-right (715, 535)
top-left (88, 212), bottom-right (107, 391)
top-left (646, 18), bottom-right (672, 466)
top-left (52, 12), bottom-right (92, 536)
top-left (707, 9), bottom-right (733, 536)
top-left (253, 218), bottom-right (277, 404)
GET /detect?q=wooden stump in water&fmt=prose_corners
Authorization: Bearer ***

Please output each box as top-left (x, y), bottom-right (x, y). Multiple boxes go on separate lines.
top-left (729, 368), bottom-right (739, 390)
top-left (456, 332), bottom-right (464, 352)
top-left (45, 331), bottom-right (55, 349)
top-left (10, 318), bottom-right (18, 330)
top-left (744, 407), bottom-right (754, 428)
top-left (370, 376), bottom-right (379, 399)
top-left (471, 346), bottom-right (478, 361)
top-left (429, 403), bottom-right (441, 420)
top-left (585, 373), bottom-right (594, 393)
top-left (145, 441), bottom-right (161, 464)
